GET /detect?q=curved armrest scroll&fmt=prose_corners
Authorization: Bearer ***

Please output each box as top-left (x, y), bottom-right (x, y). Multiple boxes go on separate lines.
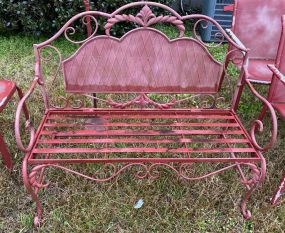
top-left (15, 78), bottom-right (40, 152)
top-left (245, 78), bottom-right (278, 152)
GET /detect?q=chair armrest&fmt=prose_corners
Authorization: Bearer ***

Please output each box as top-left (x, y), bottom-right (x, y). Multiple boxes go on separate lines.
top-left (268, 64), bottom-right (285, 86)
top-left (15, 77), bottom-right (40, 152)
top-left (244, 78), bottom-right (278, 152)
top-left (226, 29), bottom-right (247, 52)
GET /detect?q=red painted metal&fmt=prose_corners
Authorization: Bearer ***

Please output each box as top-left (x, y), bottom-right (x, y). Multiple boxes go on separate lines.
top-left (0, 134), bottom-right (13, 169)
top-left (272, 173), bottom-right (285, 206)
top-left (82, 0), bottom-right (98, 108)
top-left (83, 0), bottom-right (92, 36)
top-left (0, 80), bottom-right (29, 169)
top-left (226, 0), bottom-right (285, 84)
top-left (14, 2), bottom-right (278, 226)
top-left (261, 15), bottom-right (285, 206)
top-left (0, 80), bottom-right (16, 112)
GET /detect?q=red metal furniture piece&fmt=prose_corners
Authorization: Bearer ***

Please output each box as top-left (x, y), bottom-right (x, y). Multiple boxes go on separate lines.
top-left (0, 80), bottom-right (28, 169)
top-left (15, 2), bottom-right (278, 227)
top-left (225, 0), bottom-right (285, 84)
top-left (259, 15), bottom-right (285, 205)
top-left (83, 0), bottom-right (97, 108)
top-left (268, 64), bottom-right (285, 205)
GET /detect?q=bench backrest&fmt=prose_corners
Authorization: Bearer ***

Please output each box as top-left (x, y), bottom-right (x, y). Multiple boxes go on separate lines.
top-left (232, 0), bottom-right (285, 59)
top-left (35, 2), bottom-right (246, 99)
top-left (63, 28), bottom-right (223, 93)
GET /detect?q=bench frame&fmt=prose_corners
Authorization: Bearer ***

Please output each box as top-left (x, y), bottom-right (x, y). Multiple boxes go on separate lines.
top-left (15, 2), bottom-right (277, 227)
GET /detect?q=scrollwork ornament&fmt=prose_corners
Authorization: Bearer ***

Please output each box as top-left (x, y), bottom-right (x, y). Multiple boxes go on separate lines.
top-left (107, 93), bottom-right (177, 109)
top-left (193, 19), bottom-right (225, 48)
top-left (39, 45), bottom-right (62, 92)
top-left (64, 15), bottom-right (99, 44)
top-left (29, 165), bottom-right (50, 189)
top-left (50, 95), bottom-right (84, 109)
top-left (105, 5), bottom-right (185, 37)
top-left (240, 163), bottom-right (260, 186)
top-left (27, 162), bottom-right (261, 185)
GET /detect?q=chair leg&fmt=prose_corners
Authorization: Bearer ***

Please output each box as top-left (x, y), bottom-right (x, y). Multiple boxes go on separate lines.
top-left (22, 155), bottom-right (43, 227)
top-left (271, 173), bottom-right (285, 205)
top-left (0, 134), bottom-right (13, 169)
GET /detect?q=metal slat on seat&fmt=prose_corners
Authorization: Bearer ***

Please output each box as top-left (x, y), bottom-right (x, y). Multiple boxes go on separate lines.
top-left (33, 147), bottom-right (256, 154)
top-left (47, 114), bottom-right (235, 120)
top-left (39, 129), bottom-right (245, 137)
top-left (37, 138), bottom-right (250, 145)
top-left (43, 122), bottom-right (240, 128)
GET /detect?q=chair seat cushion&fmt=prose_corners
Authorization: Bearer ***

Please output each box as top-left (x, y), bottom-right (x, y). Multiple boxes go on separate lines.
top-left (246, 59), bottom-right (274, 84)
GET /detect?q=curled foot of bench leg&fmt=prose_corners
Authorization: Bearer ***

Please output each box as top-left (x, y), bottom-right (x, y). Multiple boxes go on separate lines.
top-left (22, 158), bottom-right (43, 228)
top-left (240, 186), bottom-right (255, 220)
top-left (34, 216), bottom-right (41, 228)
top-left (240, 158), bottom-right (266, 219)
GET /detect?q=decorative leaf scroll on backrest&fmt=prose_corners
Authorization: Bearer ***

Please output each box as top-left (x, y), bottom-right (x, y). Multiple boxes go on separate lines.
top-left (104, 5), bottom-right (185, 37)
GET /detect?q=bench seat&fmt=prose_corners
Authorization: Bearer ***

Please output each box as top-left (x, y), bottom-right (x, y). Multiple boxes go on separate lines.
top-left (28, 109), bottom-right (261, 164)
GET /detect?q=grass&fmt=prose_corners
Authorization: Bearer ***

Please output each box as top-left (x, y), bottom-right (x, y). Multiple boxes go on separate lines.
top-left (0, 28), bottom-right (285, 233)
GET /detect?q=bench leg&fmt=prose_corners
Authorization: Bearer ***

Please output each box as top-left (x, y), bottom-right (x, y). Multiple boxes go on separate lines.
top-left (22, 155), bottom-right (43, 227)
top-left (240, 183), bottom-right (257, 219)
top-left (240, 156), bottom-right (266, 219)
top-left (0, 134), bottom-right (13, 169)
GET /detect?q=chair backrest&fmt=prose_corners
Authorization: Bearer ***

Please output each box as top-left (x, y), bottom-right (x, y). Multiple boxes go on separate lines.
top-left (269, 15), bottom-right (285, 103)
top-left (233, 0), bottom-right (285, 59)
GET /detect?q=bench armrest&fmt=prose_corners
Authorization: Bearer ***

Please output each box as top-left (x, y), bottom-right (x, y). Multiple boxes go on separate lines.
top-left (15, 77), bottom-right (40, 152)
top-left (244, 78), bottom-right (278, 152)
top-left (268, 64), bottom-right (285, 86)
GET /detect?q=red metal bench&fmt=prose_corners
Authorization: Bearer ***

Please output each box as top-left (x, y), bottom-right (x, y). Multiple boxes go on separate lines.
top-left (15, 2), bottom-right (278, 227)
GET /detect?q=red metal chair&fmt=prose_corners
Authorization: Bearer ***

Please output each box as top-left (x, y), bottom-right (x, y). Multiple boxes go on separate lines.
top-left (269, 62), bottom-right (285, 205)
top-left (0, 80), bottom-right (29, 169)
top-left (260, 15), bottom-right (285, 205)
top-left (226, 0), bottom-right (285, 84)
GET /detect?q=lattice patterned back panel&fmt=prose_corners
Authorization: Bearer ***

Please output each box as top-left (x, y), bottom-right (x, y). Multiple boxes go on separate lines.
top-left (63, 28), bottom-right (223, 93)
